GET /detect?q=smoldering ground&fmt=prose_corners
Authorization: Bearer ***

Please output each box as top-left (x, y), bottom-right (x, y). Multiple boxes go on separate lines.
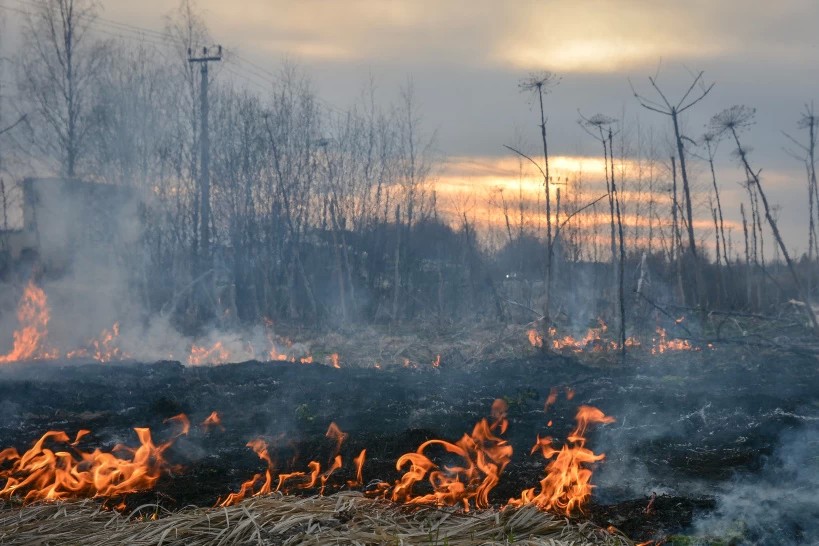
top-left (1, 343), bottom-right (816, 543)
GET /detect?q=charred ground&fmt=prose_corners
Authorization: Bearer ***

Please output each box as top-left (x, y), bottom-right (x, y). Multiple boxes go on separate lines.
top-left (0, 346), bottom-right (816, 544)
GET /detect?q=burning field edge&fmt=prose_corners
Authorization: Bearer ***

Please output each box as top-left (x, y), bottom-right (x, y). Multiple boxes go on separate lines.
top-left (0, 492), bottom-right (633, 546)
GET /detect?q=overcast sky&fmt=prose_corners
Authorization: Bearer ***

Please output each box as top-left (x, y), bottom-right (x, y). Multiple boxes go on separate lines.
top-left (6, 0), bottom-right (819, 252)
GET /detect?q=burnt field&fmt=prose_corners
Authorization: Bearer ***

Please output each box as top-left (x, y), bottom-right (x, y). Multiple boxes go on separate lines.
top-left (1, 347), bottom-right (817, 544)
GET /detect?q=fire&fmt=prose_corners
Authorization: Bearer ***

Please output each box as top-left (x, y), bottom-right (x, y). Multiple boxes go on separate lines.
top-left (651, 327), bottom-right (695, 354)
top-left (527, 329), bottom-right (544, 348)
top-left (348, 449), bottom-right (366, 488)
top-left (218, 438), bottom-right (276, 506)
top-left (0, 281), bottom-right (54, 363)
top-left (329, 353), bottom-right (340, 369)
top-left (219, 423), bottom-right (354, 507)
top-left (0, 420), bottom-right (187, 503)
top-left (388, 399), bottom-right (512, 511)
top-left (2, 398), bottom-right (615, 518)
top-left (547, 319), bottom-right (617, 353)
top-left (432, 354), bottom-right (441, 368)
top-left (545, 387), bottom-right (558, 410)
top-left (188, 342), bottom-right (231, 365)
top-left (325, 422), bottom-right (348, 457)
top-left (201, 411), bottom-right (224, 432)
top-left (91, 323), bottom-right (127, 362)
top-left (508, 405), bottom-right (615, 515)
top-left (319, 455), bottom-right (342, 496)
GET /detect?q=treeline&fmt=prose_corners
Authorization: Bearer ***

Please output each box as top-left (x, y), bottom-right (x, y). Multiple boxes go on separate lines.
top-left (1, 0), bottom-right (817, 338)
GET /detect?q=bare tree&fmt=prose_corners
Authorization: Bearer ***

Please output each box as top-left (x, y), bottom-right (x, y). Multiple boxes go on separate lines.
top-left (18, 0), bottom-right (107, 178)
top-left (632, 71), bottom-right (714, 305)
top-left (518, 71), bottom-right (560, 321)
top-left (712, 106), bottom-right (819, 333)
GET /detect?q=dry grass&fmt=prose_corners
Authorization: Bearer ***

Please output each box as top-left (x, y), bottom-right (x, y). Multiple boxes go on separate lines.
top-left (296, 322), bottom-right (537, 370)
top-left (0, 492), bottom-right (633, 545)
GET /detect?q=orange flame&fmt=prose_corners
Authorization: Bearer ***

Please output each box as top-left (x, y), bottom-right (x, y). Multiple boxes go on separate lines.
top-left (329, 353), bottom-right (341, 369)
top-left (0, 420), bottom-right (186, 503)
top-left (508, 405), bottom-right (614, 515)
top-left (325, 422), bottom-right (348, 457)
top-left (188, 342), bottom-right (231, 365)
top-left (91, 323), bottom-right (127, 362)
top-left (348, 449), bottom-right (366, 488)
top-left (389, 399), bottom-right (512, 511)
top-left (0, 281), bottom-right (54, 364)
top-left (201, 411), bottom-right (224, 432)
top-left (218, 438), bottom-right (276, 507)
top-left (545, 387), bottom-right (558, 410)
top-left (527, 329), bottom-right (544, 348)
top-left (651, 327), bottom-right (696, 354)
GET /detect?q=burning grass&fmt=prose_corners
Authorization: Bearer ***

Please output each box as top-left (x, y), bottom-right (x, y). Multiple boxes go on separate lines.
top-left (0, 399), bottom-right (615, 519)
top-left (0, 492), bottom-right (634, 545)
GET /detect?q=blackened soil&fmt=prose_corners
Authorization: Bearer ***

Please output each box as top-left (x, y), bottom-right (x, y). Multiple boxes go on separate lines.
top-left (0, 347), bottom-right (816, 542)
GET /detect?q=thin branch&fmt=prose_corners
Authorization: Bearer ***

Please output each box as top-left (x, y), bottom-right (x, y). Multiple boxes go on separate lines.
top-left (0, 114), bottom-right (27, 136)
top-left (502, 144), bottom-right (547, 182)
top-left (648, 76), bottom-right (673, 110)
top-left (677, 82), bottom-right (715, 113)
top-left (556, 194), bottom-right (608, 234)
top-left (675, 71), bottom-right (704, 109)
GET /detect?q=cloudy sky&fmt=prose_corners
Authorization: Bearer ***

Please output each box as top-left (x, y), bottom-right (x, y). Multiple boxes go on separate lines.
top-left (10, 0), bottom-right (819, 252)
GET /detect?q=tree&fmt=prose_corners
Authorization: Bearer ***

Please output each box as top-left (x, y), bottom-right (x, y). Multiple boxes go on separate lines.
top-left (632, 71), bottom-right (714, 305)
top-left (18, 0), bottom-right (106, 178)
top-left (712, 106), bottom-right (819, 333)
top-left (515, 71), bottom-right (559, 321)
top-left (578, 113), bottom-right (626, 354)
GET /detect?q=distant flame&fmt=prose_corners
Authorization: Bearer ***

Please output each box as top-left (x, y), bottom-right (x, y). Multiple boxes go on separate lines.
top-left (651, 327), bottom-right (695, 354)
top-left (188, 342), bottom-right (231, 365)
top-left (0, 281), bottom-right (54, 364)
top-left (201, 411), bottom-right (224, 432)
top-left (329, 353), bottom-right (340, 369)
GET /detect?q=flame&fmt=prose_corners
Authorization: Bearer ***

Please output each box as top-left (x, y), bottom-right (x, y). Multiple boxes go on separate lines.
top-left (325, 422), bottom-right (348, 457)
top-left (201, 411), bottom-right (224, 432)
top-left (545, 387), bottom-right (558, 410)
top-left (432, 354), bottom-right (441, 368)
top-left (91, 323), bottom-right (127, 362)
top-left (220, 424), bottom-right (354, 506)
top-left (508, 405), bottom-right (614, 515)
top-left (0, 281), bottom-right (54, 363)
top-left (319, 455), bottom-right (342, 496)
top-left (650, 327), bottom-right (696, 354)
top-left (527, 329), bottom-right (544, 348)
top-left (348, 449), bottom-right (366, 488)
top-left (389, 399), bottom-right (512, 511)
top-left (548, 319), bottom-right (617, 353)
top-left (188, 342), bottom-right (231, 365)
top-left (0, 420), bottom-right (187, 503)
top-left (329, 353), bottom-right (340, 369)
top-left (218, 438), bottom-right (276, 507)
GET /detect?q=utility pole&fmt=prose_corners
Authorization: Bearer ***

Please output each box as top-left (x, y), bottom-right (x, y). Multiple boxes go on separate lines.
top-left (188, 45), bottom-right (221, 270)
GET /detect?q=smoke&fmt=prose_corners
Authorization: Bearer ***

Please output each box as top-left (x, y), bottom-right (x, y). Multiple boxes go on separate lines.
top-left (0, 178), bottom-right (308, 365)
top-left (693, 424), bottom-right (819, 545)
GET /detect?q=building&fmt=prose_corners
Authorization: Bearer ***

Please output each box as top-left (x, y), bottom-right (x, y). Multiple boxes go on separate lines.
top-left (0, 177), bottom-right (142, 275)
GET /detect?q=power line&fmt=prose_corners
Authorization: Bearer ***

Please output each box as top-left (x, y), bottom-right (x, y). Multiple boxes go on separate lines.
top-left (0, 0), bottom-right (348, 115)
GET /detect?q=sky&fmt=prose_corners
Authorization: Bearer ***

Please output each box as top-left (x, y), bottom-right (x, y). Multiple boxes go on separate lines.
top-left (6, 0), bottom-right (819, 254)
